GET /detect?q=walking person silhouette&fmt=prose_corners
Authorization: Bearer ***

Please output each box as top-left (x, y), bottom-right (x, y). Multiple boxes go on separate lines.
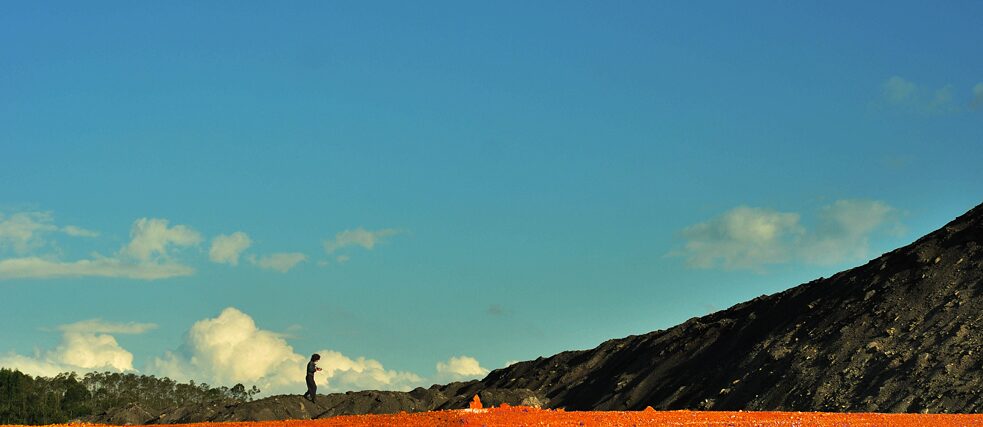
top-left (303, 353), bottom-right (322, 402)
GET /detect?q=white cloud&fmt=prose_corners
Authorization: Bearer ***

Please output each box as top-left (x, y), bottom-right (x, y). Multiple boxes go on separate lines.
top-left (52, 333), bottom-right (135, 372)
top-left (62, 225), bottom-right (99, 238)
top-left (678, 206), bottom-right (803, 270)
top-left (316, 350), bottom-right (424, 392)
top-left (149, 307), bottom-right (305, 392)
top-left (149, 307), bottom-right (424, 396)
top-left (435, 356), bottom-right (489, 381)
top-left (0, 256), bottom-right (194, 280)
top-left (0, 217), bottom-right (199, 281)
top-left (0, 353), bottom-right (71, 378)
top-left (324, 227), bottom-right (399, 254)
top-left (0, 319), bottom-right (149, 376)
top-left (336, 255), bottom-right (350, 264)
top-left (249, 252), bottom-right (307, 273)
top-left (972, 83), bottom-right (983, 109)
top-left (121, 218), bottom-right (202, 262)
top-left (57, 319), bottom-right (158, 335)
top-left (0, 212), bottom-right (99, 254)
top-left (0, 212), bottom-right (57, 254)
top-left (675, 200), bottom-right (901, 270)
top-left (882, 76), bottom-right (916, 103)
top-left (209, 232), bottom-right (252, 266)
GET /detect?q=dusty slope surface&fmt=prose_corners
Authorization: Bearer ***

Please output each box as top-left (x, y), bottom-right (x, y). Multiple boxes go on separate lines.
top-left (32, 407), bottom-right (983, 427)
top-left (481, 202), bottom-right (983, 412)
top-left (90, 384), bottom-right (545, 424)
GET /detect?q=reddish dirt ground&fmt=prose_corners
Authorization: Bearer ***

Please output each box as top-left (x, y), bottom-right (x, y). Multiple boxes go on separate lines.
top-left (303, 407), bottom-right (983, 426)
top-left (18, 406), bottom-right (983, 427)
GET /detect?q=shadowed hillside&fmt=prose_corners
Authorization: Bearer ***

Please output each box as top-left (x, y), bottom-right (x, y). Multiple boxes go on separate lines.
top-left (482, 202), bottom-right (983, 413)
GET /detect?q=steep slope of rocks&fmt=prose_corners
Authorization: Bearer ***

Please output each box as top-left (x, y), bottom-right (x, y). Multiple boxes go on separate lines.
top-left (481, 202), bottom-right (983, 413)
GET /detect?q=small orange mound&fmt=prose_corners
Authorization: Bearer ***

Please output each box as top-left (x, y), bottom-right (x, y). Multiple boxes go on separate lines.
top-left (469, 394), bottom-right (482, 409)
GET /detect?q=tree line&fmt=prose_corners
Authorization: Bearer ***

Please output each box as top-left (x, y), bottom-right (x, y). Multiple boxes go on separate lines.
top-left (0, 368), bottom-right (260, 425)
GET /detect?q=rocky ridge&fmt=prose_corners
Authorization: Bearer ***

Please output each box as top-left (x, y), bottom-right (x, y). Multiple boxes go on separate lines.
top-left (83, 383), bottom-right (546, 424)
top-left (480, 202), bottom-right (983, 413)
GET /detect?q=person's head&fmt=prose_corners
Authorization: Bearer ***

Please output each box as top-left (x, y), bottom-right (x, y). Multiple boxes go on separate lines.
top-left (311, 353), bottom-right (320, 362)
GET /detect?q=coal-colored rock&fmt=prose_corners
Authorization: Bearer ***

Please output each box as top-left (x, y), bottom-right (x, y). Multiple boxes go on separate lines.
top-left (480, 202), bottom-right (983, 413)
top-left (84, 384), bottom-right (546, 424)
top-left (83, 403), bottom-right (156, 425)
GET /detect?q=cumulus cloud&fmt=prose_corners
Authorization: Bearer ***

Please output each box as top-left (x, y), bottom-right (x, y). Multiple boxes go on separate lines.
top-left (972, 83), bottom-right (983, 109)
top-left (149, 307), bottom-right (305, 392)
top-left (678, 206), bottom-right (803, 270)
top-left (121, 218), bottom-right (202, 262)
top-left (324, 227), bottom-right (399, 254)
top-left (0, 353), bottom-right (71, 378)
top-left (0, 319), bottom-right (150, 376)
top-left (209, 232), bottom-right (252, 266)
top-left (316, 350), bottom-right (423, 392)
top-left (52, 333), bottom-right (135, 372)
top-left (0, 217), bottom-right (199, 281)
top-left (435, 356), bottom-right (490, 381)
top-left (249, 252), bottom-right (307, 273)
top-left (149, 307), bottom-right (424, 396)
top-left (675, 200), bottom-right (901, 270)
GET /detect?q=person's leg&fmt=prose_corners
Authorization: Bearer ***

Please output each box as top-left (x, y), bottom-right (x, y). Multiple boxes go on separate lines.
top-left (306, 376), bottom-right (317, 402)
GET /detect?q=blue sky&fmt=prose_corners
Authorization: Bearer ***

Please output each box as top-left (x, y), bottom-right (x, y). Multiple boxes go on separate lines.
top-left (1, 1), bottom-right (981, 395)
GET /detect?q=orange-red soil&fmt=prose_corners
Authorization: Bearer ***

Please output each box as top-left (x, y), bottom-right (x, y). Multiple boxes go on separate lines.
top-left (16, 406), bottom-right (983, 427)
top-left (308, 407), bottom-right (983, 426)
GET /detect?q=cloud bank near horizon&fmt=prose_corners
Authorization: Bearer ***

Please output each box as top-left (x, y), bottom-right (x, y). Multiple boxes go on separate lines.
top-left (0, 319), bottom-right (156, 377)
top-left (0, 307), bottom-right (488, 397)
top-left (148, 307), bottom-right (483, 395)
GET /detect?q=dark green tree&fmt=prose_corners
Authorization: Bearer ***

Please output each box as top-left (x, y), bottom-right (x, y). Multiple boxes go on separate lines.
top-left (0, 367), bottom-right (261, 425)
